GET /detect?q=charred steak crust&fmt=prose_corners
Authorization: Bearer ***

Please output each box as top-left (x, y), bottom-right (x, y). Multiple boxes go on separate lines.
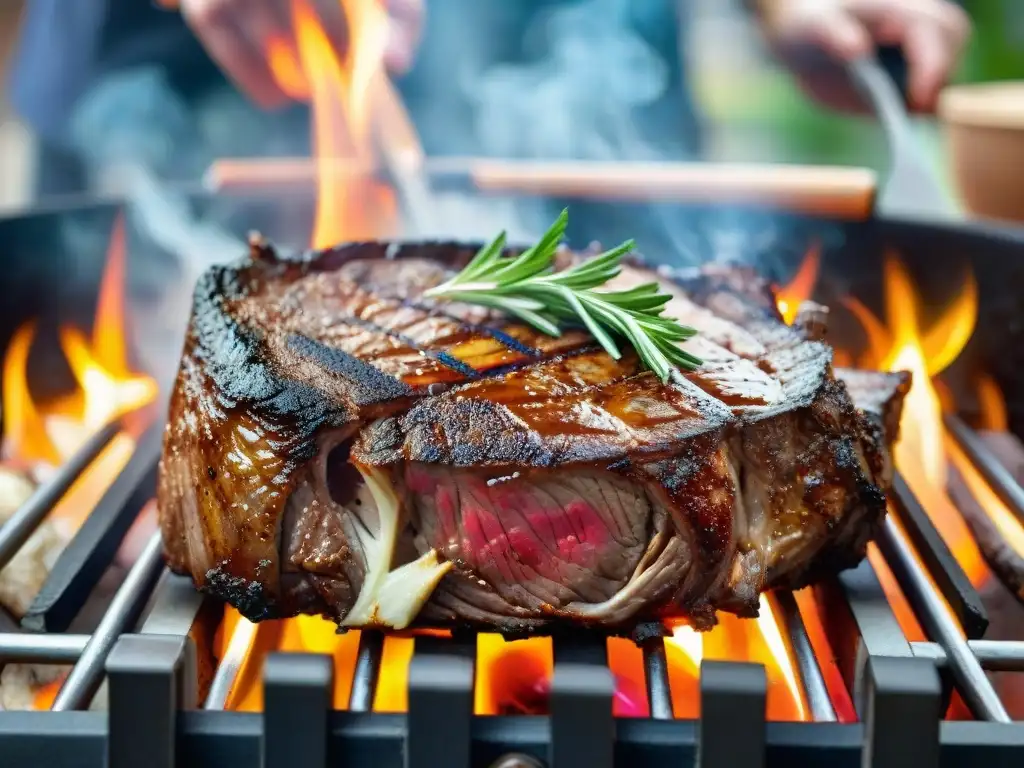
top-left (158, 239), bottom-right (908, 631)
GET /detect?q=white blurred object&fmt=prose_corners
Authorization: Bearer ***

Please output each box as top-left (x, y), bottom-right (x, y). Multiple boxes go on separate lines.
top-left (0, 117), bottom-right (35, 212)
top-left (0, 466), bottom-right (72, 711)
top-left (0, 466), bottom-right (70, 618)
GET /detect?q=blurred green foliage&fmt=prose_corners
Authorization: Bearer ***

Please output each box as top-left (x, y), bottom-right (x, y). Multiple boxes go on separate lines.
top-left (957, 0), bottom-right (1024, 83)
top-left (697, 0), bottom-right (1023, 170)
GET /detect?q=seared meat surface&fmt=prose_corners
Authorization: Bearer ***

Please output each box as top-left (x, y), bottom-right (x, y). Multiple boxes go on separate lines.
top-left (158, 240), bottom-right (910, 632)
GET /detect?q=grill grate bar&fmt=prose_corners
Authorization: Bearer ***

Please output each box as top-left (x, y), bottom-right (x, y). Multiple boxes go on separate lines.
top-left (0, 420), bottom-right (121, 571)
top-left (552, 633), bottom-right (608, 667)
top-left (203, 614), bottom-right (257, 711)
top-left (49, 533), bottom-right (166, 711)
top-left (407, 644), bottom-right (475, 768)
top-left (876, 516), bottom-right (1010, 722)
top-left (945, 414), bottom-right (1024, 524)
top-left (814, 561), bottom-right (912, 716)
top-left (772, 591), bottom-right (836, 722)
top-left (21, 425), bottom-right (162, 633)
top-left (0, 633), bottom-right (89, 663)
top-left (912, 640), bottom-right (1024, 671)
top-left (889, 473), bottom-right (988, 638)
top-left (348, 630), bottom-right (384, 712)
top-left (641, 637), bottom-right (673, 720)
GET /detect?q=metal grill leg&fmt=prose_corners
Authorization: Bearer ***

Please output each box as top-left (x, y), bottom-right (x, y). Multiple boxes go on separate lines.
top-left (348, 631), bottom-right (385, 712)
top-left (406, 652), bottom-right (474, 768)
top-left (698, 660), bottom-right (767, 768)
top-left (863, 656), bottom-right (941, 768)
top-left (107, 633), bottom-right (189, 768)
top-left (262, 653), bottom-right (334, 768)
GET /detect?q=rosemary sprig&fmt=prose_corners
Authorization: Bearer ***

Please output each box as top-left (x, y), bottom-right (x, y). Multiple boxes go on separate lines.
top-left (422, 209), bottom-right (702, 382)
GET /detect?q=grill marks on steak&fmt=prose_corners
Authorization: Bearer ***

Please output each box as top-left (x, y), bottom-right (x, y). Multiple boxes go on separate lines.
top-left (158, 240), bottom-right (908, 630)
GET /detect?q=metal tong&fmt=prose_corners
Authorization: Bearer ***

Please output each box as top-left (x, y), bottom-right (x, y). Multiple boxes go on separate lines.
top-left (845, 55), bottom-right (959, 222)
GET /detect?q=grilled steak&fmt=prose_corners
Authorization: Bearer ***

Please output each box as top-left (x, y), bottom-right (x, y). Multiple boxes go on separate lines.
top-left (158, 239), bottom-right (910, 632)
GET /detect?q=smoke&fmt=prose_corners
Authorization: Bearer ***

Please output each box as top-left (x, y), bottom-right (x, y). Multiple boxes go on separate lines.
top-left (465, 0), bottom-right (670, 162)
top-left (405, 0), bottom-right (816, 274)
top-left (52, 0), bottom-right (835, 387)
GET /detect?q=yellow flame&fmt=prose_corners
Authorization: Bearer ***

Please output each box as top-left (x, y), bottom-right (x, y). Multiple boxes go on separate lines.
top-left (279, 0), bottom-right (394, 247)
top-left (1, 324), bottom-right (59, 464)
top-left (775, 242), bottom-right (820, 325)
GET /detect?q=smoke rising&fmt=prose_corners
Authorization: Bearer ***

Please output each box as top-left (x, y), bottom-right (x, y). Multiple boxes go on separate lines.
top-left (55, 0), bottom-right (827, 386)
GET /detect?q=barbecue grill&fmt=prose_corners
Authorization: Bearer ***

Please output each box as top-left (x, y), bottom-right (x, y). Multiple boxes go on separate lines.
top-left (2, 182), bottom-right (1024, 768)
top-left (2, 45), bottom-right (1024, 765)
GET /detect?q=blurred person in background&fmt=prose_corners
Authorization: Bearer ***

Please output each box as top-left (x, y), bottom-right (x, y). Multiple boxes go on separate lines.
top-left (7, 0), bottom-right (969, 205)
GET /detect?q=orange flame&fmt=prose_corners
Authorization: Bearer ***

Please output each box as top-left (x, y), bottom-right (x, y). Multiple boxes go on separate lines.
top-left (839, 255), bottom-right (990, 604)
top-left (214, 0), bottom-right (405, 715)
top-left (975, 373), bottom-right (1008, 432)
top-left (1, 324), bottom-right (59, 465)
top-left (775, 242), bottom-right (820, 325)
top-left (272, 0), bottom-right (396, 247)
top-left (0, 215), bottom-right (158, 709)
top-left (266, 36), bottom-right (309, 101)
top-left (2, 216), bottom-right (158, 471)
top-left (664, 595), bottom-right (808, 721)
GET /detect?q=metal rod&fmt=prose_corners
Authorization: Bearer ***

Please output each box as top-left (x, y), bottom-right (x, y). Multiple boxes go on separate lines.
top-left (889, 472), bottom-right (987, 638)
top-left (348, 631), bottom-right (385, 713)
top-left (203, 614), bottom-right (258, 711)
top-left (945, 414), bottom-right (1024, 525)
top-left (877, 516), bottom-right (1010, 722)
top-left (49, 533), bottom-right (166, 711)
top-left (641, 638), bottom-right (673, 720)
top-left (0, 633), bottom-right (89, 663)
top-left (0, 420), bottom-right (121, 570)
top-left (772, 591), bottom-right (837, 722)
top-left (912, 640), bottom-right (1024, 671)
top-left (22, 424), bottom-right (163, 633)
top-left (372, 77), bottom-right (435, 237)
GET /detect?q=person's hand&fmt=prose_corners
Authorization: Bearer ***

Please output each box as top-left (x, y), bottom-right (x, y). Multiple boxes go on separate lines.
top-left (179, 0), bottom-right (424, 109)
top-left (757, 0), bottom-right (970, 111)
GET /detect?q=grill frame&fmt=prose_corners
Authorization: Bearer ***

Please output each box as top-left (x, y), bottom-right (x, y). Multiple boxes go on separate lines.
top-left (2, 198), bottom-right (1024, 765)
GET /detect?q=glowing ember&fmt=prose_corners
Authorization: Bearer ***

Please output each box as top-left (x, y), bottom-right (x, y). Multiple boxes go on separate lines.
top-left (475, 634), bottom-right (551, 715)
top-left (775, 242), bottom-right (820, 325)
top-left (473, 634), bottom-right (647, 717)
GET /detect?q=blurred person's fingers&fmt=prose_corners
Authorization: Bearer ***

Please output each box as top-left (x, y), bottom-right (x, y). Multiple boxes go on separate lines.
top-left (384, 0), bottom-right (424, 73)
top-left (902, 22), bottom-right (956, 110)
top-left (803, 10), bottom-right (873, 60)
top-left (761, 0), bottom-right (969, 112)
top-left (896, 4), bottom-right (970, 109)
top-left (181, 0), bottom-right (290, 108)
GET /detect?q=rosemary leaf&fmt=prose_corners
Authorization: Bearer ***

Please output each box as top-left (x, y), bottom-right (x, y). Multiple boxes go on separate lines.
top-left (423, 210), bottom-right (702, 381)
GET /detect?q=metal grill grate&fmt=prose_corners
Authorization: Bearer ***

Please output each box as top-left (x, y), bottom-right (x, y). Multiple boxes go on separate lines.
top-left (0, 412), bottom-right (1023, 767)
